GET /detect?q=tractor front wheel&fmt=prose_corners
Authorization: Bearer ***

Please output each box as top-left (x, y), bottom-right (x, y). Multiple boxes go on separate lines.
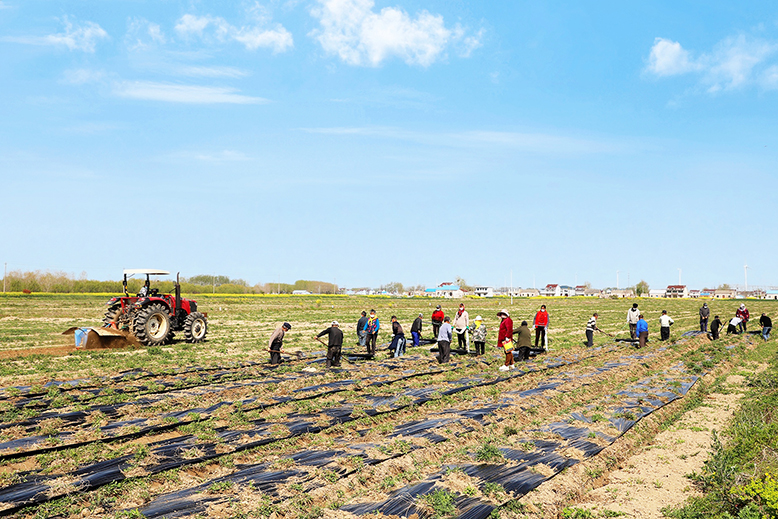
top-left (133, 304), bottom-right (171, 346)
top-left (183, 312), bottom-right (208, 343)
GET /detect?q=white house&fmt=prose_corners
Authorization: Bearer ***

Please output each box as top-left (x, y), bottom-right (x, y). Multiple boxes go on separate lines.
top-left (292, 290), bottom-right (311, 295)
top-left (666, 285), bottom-right (688, 298)
top-left (473, 286), bottom-right (494, 298)
top-left (610, 289), bottom-right (635, 298)
top-left (520, 288), bottom-right (540, 298)
top-left (584, 288), bottom-right (601, 297)
top-left (714, 289), bottom-right (736, 299)
top-left (425, 284), bottom-right (464, 299)
top-left (559, 285), bottom-right (574, 297)
top-left (649, 289), bottom-right (665, 298)
top-left (763, 290), bottom-right (778, 300)
top-left (542, 284), bottom-right (561, 297)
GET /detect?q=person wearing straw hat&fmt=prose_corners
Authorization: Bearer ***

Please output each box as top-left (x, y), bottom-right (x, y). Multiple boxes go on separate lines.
top-left (471, 315), bottom-right (487, 356)
top-left (268, 322), bottom-right (291, 365)
top-left (497, 309), bottom-right (514, 371)
top-left (316, 321), bottom-right (343, 368)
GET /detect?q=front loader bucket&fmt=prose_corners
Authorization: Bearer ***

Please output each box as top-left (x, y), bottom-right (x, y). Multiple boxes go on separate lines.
top-left (62, 327), bottom-right (141, 350)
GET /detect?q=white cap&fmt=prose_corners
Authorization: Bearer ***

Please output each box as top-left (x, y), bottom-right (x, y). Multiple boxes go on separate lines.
top-left (332, 320), bottom-right (339, 326)
top-left (475, 315), bottom-right (483, 320)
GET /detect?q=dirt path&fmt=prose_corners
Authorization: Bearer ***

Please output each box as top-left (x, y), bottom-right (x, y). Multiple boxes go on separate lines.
top-left (522, 367), bottom-right (756, 519)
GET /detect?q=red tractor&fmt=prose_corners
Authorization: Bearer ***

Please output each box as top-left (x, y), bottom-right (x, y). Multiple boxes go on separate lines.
top-left (103, 269), bottom-right (208, 346)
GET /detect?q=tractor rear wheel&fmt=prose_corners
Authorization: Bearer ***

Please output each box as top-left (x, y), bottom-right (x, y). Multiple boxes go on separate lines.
top-left (103, 306), bottom-right (122, 328)
top-left (183, 312), bottom-right (208, 343)
top-left (133, 304), bottom-right (171, 346)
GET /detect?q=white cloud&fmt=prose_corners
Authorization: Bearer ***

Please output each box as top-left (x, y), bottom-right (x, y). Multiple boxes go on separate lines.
top-left (175, 65), bottom-right (249, 78)
top-left (646, 38), bottom-right (699, 76)
top-left (309, 0), bottom-right (480, 67)
top-left (705, 35), bottom-right (776, 91)
top-left (646, 34), bottom-right (778, 93)
top-left (62, 68), bottom-right (105, 85)
top-left (125, 17), bottom-right (166, 50)
top-left (761, 65), bottom-right (778, 89)
top-left (4, 16), bottom-right (108, 52)
top-left (113, 81), bottom-right (268, 104)
top-left (174, 13), bottom-right (293, 53)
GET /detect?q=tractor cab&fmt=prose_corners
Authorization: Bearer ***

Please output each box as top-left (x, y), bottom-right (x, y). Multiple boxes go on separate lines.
top-left (122, 269), bottom-right (169, 298)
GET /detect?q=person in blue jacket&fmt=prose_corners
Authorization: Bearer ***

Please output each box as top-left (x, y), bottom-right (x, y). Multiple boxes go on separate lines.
top-left (636, 314), bottom-right (649, 349)
top-left (363, 309), bottom-right (380, 356)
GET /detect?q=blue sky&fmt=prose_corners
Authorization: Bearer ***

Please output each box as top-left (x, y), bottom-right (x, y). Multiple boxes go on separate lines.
top-left (1, 0), bottom-right (777, 290)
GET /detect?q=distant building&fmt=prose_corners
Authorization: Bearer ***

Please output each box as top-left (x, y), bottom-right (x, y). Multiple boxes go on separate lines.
top-left (610, 289), bottom-right (635, 298)
top-left (542, 284), bottom-right (561, 297)
top-left (700, 288), bottom-right (715, 298)
top-left (574, 285), bottom-right (587, 296)
top-left (559, 285), bottom-right (574, 297)
top-left (520, 288), bottom-right (540, 298)
top-left (425, 284), bottom-right (464, 298)
top-left (292, 290), bottom-right (311, 295)
top-left (764, 290), bottom-right (778, 300)
top-left (688, 290), bottom-right (701, 298)
top-left (473, 286), bottom-right (494, 298)
top-left (584, 288), bottom-right (601, 297)
top-left (649, 289), bottom-right (665, 298)
top-left (666, 285), bottom-right (688, 298)
top-left (714, 289), bottom-right (736, 299)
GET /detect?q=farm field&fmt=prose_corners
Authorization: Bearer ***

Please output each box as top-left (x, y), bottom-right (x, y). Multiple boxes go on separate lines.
top-left (0, 294), bottom-right (774, 518)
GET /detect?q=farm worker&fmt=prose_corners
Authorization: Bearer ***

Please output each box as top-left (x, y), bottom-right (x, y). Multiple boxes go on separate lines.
top-left (431, 305), bottom-right (445, 339)
top-left (316, 321), bottom-right (343, 368)
top-left (586, 313), bottom-right (600, 347)
top-left (453, 303), bottom-right (470, 353)
top-left (710, 315), bottom-right (722, 340)
top-left (356, 311), bottom-right (368, 347)
top-left (363, 310), bottom-right (380, 356)
top-left (138, 279), bottom-right (150, 297)
top-left (471, 315), bottom-right (487, 356)
top-left (533, 304), bottom-right (549, 350)
top-left (636, 314), bottom-right (648, 348)
top-left (659, 310), bottom-right (674, 341)
top-left (268, 322), bottom-right (291, 365)
top-left (736, 304), bottom-right (750, 333)
top-left (760, 313), bottom-right (772, 341)
top-left (410, 313), bottom-right (423, 347)
top-left (627, 303), bottom-right (640, 339)
top-left (390, 316), bottom-right (406, 358)
top-left (497, 309), bottom-right (514, 371)
top-left (727, 316), bottom-right (742, 335)
top-left (515, 320), bottom-right (532, 361)
top-left (699, 303), bottom-right (710, 332)
top-left (436, 316), bottom-right (453, 364)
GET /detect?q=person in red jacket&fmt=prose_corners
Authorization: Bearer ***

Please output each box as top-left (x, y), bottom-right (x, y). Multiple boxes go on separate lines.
top-left (497, 309), bottom-right (514, 372)
top-left (533, 304), bottom-right (549, 351)
top-left (736, 304), bottom-right (750, 333)
top-left (431, 305), bottom-right (445, 339)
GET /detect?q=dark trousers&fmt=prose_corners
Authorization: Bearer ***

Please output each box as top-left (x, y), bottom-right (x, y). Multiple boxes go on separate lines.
top-left (738, 321), bottom-right (747, 333)
top-left (457, 330), bottom-right (467, 350)
top-left (660, 327), bottom-right (670, 341)
top-left (411, 331), bottom-right (421, 346)
top-left (586, 329), bottom-right (594, 347)
top-left (629, 323), bottom-right (637, 339)
top-left (270, 343), bottom-right (282, 365)
top-left (700, 319), bottom-right (708, 332)
top-left (727, 324), bottom-right (737, 335)
top-left (390, 334), bottom-right (406, 357)
top-left (638, 331), bottom-right (648, 348)
top-left (711, 327), bottom-right (720, 340)
top-left (535, 326), bottom-right (546, 348)
top-left (326, 345), bottom-right (342, 367)
top-left (366, 333), bottom-right (378, 355)
top-left (437, 340), bottom-right (451, 363)
top-left (516, 346), bottom-right (530, 361)
top-left (474, 341), bottom-right (485, 355)
top-left (432, 321), bottom-right (441, 339)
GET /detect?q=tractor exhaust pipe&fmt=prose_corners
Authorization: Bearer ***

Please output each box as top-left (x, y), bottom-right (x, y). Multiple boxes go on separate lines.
top-left (175, 272), bottom-right (181, 325)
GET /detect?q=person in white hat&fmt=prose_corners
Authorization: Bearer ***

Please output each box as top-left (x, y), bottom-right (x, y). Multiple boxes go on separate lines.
top-left (315, 321), bottom-right (343, 368)
top-left (471, 315), bottom-right (487, 356)
top-left (736, 304), bottom-right (750, 333)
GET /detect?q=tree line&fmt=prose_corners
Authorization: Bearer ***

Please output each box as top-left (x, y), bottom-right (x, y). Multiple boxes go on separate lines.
top-left (0, 270), bottom-right (339, 295)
